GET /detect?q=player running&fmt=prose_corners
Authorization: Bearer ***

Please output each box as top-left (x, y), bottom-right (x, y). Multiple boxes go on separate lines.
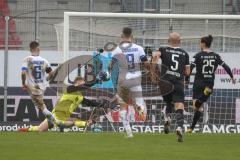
top-left (18, 76), bottom-right (104, 132)
top-left (108, 27), bottom-right (149, 138)
top-left (186, 35), bottom-right (236, 133)
top-left (21, 41), bottom-right (55, 122)
top-left (152, 32), bottom-right (190, 142)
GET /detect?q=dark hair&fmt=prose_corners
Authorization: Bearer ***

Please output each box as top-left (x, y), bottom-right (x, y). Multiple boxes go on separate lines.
top-left (74, 76), bottom-right (84, 83)
top-left (201, 35), bottom-right (213, 48)
top-left (122, 27), bottom-right (132, 38)
top-left (29, 41), bottom-right (39, 50)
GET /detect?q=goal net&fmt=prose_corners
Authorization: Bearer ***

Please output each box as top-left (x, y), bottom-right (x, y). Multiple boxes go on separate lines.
top-left (54, 12), bottom-right (240, 133)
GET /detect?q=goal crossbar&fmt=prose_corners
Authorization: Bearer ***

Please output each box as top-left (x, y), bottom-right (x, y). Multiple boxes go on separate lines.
top-left (63, 12), bottom-right (240, 61)
top-left (65, 12), bottom-right (240, 20)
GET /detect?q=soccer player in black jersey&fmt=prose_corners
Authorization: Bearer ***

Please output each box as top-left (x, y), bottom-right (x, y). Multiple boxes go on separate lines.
top-left (153, 32), bottom-right (190, 142)
top-left (186, 35), bottom-right (236, 133)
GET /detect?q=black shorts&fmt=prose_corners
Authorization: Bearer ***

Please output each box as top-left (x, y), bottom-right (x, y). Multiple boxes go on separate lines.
top-left (193, 80), bottom-right (214, 102)
top-left (162, 79), bottom-right (184, 103)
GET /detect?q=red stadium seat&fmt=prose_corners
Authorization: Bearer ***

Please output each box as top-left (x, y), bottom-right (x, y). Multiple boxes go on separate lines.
top-left (0, 0), bottom-right (22, 50)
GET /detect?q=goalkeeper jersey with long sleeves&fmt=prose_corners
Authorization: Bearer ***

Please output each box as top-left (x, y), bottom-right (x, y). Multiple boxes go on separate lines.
top-left (53, 83), bottom-right (95, 114)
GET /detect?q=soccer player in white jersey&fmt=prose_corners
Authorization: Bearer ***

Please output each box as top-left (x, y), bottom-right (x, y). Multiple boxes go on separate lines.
top-left (109, 27), bottom-right (149, 138)
top-left (21, 41), bottom-right (55, 123)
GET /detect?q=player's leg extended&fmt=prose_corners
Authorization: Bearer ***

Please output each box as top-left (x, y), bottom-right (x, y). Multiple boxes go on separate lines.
top-left (188, 85), bottom-right (212, 132)
top-left (164, 102), bottom-right (174, 134)
top-left (187, 100), bottom-right (203, 133)
top-left (175, 102), bottom-right (184, 142)
top-left (162, 93), bottom-right (173, 134)
top-left (173, 82), bottom-right (185, 142)
top-left (117, 86), bottom-right (133, 138)
top-left (52, 110), bottom-right (70, 132)
top-left (134, 98), bottom-right (146, 121)
top-left (54, 119), bottom-right (85, 131)
top-left (19, 119), bottom-right (49, 132)
top-left (31, 94), bottom-right (55, 122)
top-left (165, 102), bottom-right (173, 121)
top-left (63, 118), bottom-right (87, 128)
top-left (73, 119), bottom-right (87, 128)
top-left (130, 85), bottom-right (146, 121)
top-left (53, 110), bottom-right (87, 132)
top-left (119, 105), bottom-right (133, 138)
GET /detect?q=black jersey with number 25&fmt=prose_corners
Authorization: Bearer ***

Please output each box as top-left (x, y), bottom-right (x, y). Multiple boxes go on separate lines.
top-left (160, 47), bottom-right (190, 80)
top-left (192, 51), bottom-right (224, 82)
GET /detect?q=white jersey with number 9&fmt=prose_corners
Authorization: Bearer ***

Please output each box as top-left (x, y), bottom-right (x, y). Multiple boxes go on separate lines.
top-left (111, 43), bottom-right (146, 80)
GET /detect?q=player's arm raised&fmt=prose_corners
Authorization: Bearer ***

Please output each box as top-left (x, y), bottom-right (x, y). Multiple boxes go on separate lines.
top-left (66, 74), bottom-right (107, 93)
top-left (217, 55), bottom-right (236, 84)
top-left (66, 77), bottom-right (103, 107)
top-left (66, 82), bottom-right (95, 93)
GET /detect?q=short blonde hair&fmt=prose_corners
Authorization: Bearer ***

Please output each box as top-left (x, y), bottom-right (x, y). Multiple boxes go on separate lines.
top-left (74, 76), bottom-right (84, 83)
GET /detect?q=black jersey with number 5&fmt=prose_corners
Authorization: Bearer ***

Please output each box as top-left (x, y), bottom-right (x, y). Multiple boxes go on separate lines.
top-left (192, 51), bottom-right (224, 82)
top-left (160, 47), bottom-right (190, 81)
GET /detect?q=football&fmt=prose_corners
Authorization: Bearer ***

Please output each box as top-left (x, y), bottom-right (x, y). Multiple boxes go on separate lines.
top-left (98, 70), bottom-right (111, 81)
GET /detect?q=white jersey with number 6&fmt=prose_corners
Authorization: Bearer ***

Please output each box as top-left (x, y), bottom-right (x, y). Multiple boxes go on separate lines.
top-left (22, 55), bottom-right (50, 95)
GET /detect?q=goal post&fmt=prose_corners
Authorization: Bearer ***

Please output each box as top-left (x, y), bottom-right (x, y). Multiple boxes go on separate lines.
top-left (63, 12), bottom-right (240, 62)
top-left (57, 12), bottom-right (240, 133)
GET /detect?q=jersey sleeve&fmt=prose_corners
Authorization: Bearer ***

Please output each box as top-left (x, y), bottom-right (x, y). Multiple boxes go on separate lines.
top-left (191, 53), bottom-right (198, 67)
top-left (216, 54), bottom-right (225, 66)
top-left (21, 57), bottom-right (29, 71)
top-left (139, 47), bottom-right (147, 62)
top-left (66, 83), bottom-right (95, 93)
top-left (44, 59), bottom-right (52, 73)
top-left (111, 47), bottom-right (122, 58)
top-left (43, 59), bottom-right (50, 68)
top-left (111, 47), bottom-right (122, 64)
top-left (159, 47), bottom-right (165, 58)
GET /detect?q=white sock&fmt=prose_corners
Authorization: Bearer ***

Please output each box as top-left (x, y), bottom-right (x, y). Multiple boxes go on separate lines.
top-left (164, 114), bottom-right (168, 122)
top-left (164, 113), bottom-right (171, 122)
top-left (120, 110), bottom-right (132, 136)
top-left (42, 108), bottom-right (54, 120)
top-left (176, 126), bottom-right (182, 132)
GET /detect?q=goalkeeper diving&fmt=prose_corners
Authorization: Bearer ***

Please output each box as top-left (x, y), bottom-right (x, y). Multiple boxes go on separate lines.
top-left (18, 74), bottom-right (108, 132)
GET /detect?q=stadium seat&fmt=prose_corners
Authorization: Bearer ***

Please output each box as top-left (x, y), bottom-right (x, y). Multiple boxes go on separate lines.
top-left (0, 0), bottom-right (22, 50)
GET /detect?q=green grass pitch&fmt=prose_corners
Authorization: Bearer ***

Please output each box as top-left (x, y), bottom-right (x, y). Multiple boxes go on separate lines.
top-left (0, 132), bottom-right (240, 160)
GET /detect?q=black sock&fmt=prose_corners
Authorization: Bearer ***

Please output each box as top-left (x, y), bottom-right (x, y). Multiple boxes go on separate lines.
top-left (166, 103), bottom-right (173, 117)
top-left (190, 111), bottom-right (202, 130)
top-left (175, 109), bottom-right (184, 128)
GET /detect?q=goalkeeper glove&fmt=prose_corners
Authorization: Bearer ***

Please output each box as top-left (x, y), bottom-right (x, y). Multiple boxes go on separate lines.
top-left (97, 71), bottom-right (111, 82)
